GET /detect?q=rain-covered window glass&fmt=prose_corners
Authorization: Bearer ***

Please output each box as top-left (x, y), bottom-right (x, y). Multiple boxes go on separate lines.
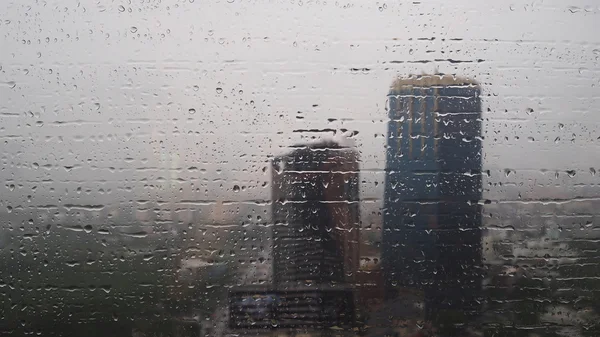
top-left (1, 1), bottom-right (599, 337)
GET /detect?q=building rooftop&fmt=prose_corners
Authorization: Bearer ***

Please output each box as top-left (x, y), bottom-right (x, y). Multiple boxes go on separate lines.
top-left (390, 73), bottom-right (479, 90)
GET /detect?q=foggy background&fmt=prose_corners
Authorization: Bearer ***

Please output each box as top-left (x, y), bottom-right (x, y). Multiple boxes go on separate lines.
top-left (1, 0), bottom-right (599, 336)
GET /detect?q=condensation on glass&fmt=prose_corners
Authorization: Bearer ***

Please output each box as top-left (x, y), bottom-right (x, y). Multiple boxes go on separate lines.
top-left (0, 1), bottom-right (599, 337)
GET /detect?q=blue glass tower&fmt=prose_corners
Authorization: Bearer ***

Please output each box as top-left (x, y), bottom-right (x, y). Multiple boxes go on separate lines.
top-left (382, 75), bottom-right (483, 332)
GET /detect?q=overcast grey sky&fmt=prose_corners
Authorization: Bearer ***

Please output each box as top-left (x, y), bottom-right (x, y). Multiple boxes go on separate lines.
top-left (1, 0), bottom-right (599, 210)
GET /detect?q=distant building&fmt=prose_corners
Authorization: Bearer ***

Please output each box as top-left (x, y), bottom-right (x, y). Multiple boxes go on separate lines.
top-left (271, 141), bottom-right (360, 287)
top-left (382, 74), bottom-right (483, 333)
top-left (229, 141), bottom-right (360, 332)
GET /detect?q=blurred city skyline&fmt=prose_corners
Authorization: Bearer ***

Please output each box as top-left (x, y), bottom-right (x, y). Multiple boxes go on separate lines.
top-left (1, 1), bottom-right (599, 336)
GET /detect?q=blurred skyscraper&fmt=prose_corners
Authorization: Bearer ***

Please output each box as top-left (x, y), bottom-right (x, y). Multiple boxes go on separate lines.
top-left (229, 141), bottom-right (360, 333)
top-left (271, 141), bottom-right (360, 287)
top-left (382, 74), bottom-right (483, 334)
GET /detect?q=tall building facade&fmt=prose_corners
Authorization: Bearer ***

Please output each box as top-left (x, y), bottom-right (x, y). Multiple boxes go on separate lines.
top-left (229, 141), bottom-right (360, 332)
top-left (271, 141), bottom-right (360, 287)
top-left (382, 75), bottom-right (483, 332)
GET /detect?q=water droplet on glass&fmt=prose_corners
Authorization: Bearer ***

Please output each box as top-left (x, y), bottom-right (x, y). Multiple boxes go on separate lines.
top-left (216, 87), bottom-right (223, 94)
top-left (118, 5), bottom-right (125, 12)
top-left (130, 26), bottom-right (138, 33)
top-left (188, 108), bottom-right (196, 114)
top-left (233, 185), bottom-right (240, 192)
